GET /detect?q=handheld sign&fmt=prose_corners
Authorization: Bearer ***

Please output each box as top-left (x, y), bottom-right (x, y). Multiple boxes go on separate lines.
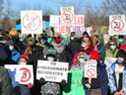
top-left (37, 60), bottom-right (69, 82)
top-left (84, 60), bottom-right (97, 78)
top-left (109, 15), bottom-right (126, 35)
top-left (50, 15), bottom-right (60, 33)
top-left (21, 10), bottom-right (43, 35)
top-left (74, 15), bottom-right (85, 27)
top-left (5, 65), bottom-right (34, 86)
top-left (60, 6), bottom-right (74, 26)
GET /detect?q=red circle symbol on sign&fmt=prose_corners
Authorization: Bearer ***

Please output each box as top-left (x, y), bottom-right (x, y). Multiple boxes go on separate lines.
top-left (22, 13), bottom-right (41, 31)
top-left (111, 18), bottom-right (124, 32)
top-left (86, 68), bottom-right (96, 78)
top-left (20, 67), bottom-right (31, 83)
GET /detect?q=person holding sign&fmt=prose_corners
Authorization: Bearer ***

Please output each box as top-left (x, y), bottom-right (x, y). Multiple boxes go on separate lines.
top-left (39, 54), bottom-right (67, 95)
top-left (72, 32), bottom-right (108, 95)
top-left (63, 64), bottom-right (85, 95)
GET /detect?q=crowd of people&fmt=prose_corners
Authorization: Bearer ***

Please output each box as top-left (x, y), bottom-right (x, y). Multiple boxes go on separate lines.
top-left (0, 26), bottom-right (126, 95)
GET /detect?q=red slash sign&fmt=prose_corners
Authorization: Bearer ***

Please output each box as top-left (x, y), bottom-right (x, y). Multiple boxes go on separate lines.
top-left (20, 67), bottom-right (31, 83)
top-left (86, 68), bottom-right (96, 78)
top-left (111, 17), bottom-right (124, 32)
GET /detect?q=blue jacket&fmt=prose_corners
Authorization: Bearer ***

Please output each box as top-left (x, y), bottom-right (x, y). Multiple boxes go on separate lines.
top-left (108, 62), bottom-right (126, 94)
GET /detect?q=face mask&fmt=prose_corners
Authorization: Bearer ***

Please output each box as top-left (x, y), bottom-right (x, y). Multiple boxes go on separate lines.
top-left (19, 59), bottom-right (27, 65)
top-left (118, 39), bottom-right (124, 43)
top-left (81, 42), bottom-right (87, 47)
top-left (110, 45), bottom-right (116, 50)
top-left (79, 58), bottom-right (84, 63)
top-left (117, 57), bottom-right (124, 64)
top-left (55, 46), bottom-right (64, 53)
top-left (47, 37), bottom-right (53, 43)
top-left (70, 37), bottom-right (74, 40)
top-left (9, 45), bottom-right (14, 50)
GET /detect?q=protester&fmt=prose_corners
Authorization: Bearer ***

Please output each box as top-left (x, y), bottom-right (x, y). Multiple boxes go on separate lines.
top-left (0, 66), bottom-right (13, 95)
top-left (92, 34), bottom-right (105, 61)
top-left (0, 14), bottom-right (126, 95)
top-left (63, 64), bottom-right (85, 95)
top-left (105, 36), bottom-right (119, 58)
top-left (108, 49), bottom-right (126, 95)
top-left (40, 53), bottom-right (67, 95)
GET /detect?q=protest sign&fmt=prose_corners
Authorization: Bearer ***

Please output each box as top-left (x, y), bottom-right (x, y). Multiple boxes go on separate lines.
top-left (60, 6), bottom-right (74, 26)
top-left (70, 15), bottom-right (85, 37)
top-left (50, 15), bottom-right (60, 33)
top-left (109, 15), bottom-right (126, 35)
top-left (21, 10), bottom-right (43, 35)
top-left (5, 65), bottom-right (34, 86)
top-left (84, 60), bottom-right (97, 78)
top-left (74, 15), bottom-right (85, 26)
top-left (37, 60), bottom-right (69, 82)
top-left (50, 15), bottom-right (60, 27)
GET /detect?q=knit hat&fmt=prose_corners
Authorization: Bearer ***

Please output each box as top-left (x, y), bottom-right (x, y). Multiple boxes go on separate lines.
top-left (116, 49), bottom-right (126, 65)
top-left (116, 49), bottom-right (126, 60)
top-left (20, 52), bottom-right (29, 62)
top-left (82, 31), bottom-right (90, 37)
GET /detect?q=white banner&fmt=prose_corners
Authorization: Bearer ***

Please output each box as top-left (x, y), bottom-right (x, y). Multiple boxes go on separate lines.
top-left (21, 10), bottom-right (43, 35)
top-left (84, 60), bottom-right (97, 78)
top-left (109, 15), bottom-right (126, 35)
top-left (37, 60), bottom-right (69, 82)
top-left (5, 65), bottom-right (34, 86)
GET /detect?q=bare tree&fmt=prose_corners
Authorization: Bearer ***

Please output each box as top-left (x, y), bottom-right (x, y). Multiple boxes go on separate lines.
top-left (101, 0), bottom-right (126, 15)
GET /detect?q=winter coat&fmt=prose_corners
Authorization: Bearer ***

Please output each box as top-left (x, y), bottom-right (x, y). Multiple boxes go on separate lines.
top-left (84, 63), bottom-right (109, 95)
top-left (63, 68), bottom-right (85, 95)
top-left (0, 67), bottom-right (13, 95)
top-left (108, 63), bottom-right (126, 94)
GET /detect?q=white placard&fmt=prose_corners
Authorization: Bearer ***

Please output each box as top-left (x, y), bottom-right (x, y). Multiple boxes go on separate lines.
top-left (5, 65), bottom-right (34, 86)
top-left (21, 10), bottom-right (43, 35)
top-left (84, 60), bottom-right (97, 78)
top-left (60, 6), bottom-right (74, 26)
top-left (37, 60), bottom-right (69, 82)
top-left (50, 15), bottom-right (60, 33)
top-left (50, 15), bottom-right (60, 27)
top-left (74, 15), bottom-right (85, 26)
top-left (70, 15), bottom-right (85, 36)
top-left (109, 15), bottom-right (126, 35)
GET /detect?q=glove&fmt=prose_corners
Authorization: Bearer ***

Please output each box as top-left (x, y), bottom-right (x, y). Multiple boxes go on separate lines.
top-left (39, 78), bottom-right (46, 85)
